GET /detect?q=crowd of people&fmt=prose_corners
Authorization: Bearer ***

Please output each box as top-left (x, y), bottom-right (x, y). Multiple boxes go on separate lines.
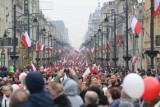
top-left (0, 65), bottom-right (159, 107)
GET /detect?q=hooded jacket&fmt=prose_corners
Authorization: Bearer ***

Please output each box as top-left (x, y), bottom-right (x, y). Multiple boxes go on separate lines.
top-left (24, 72), bottom-right (54, 107)
top-left (24, 89), bottom-right (54, 107)
top-left (63, 78), bottom-right (83, 107)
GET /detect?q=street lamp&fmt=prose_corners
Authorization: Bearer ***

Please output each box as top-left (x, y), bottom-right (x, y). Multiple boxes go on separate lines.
top-left (145, 0), bottom-right (159, 69)
top-left (1, 49), bottom-right (5, 66)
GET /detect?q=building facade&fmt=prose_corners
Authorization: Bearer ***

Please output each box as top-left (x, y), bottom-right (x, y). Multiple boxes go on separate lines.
top-left (0, 0), bottom-right (67, 68)
top-left (144, 0), bottom-right (160, 71)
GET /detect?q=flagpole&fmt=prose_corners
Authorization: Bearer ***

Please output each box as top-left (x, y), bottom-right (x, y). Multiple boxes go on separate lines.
top-left (13, 5), bottom-right (17, 72)
top-left (36, 19), bottom-right (40, 71)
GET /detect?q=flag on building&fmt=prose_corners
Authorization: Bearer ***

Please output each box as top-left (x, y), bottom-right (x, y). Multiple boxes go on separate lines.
top-left (21, 31), bottom-right (31, 48)
top-left (131, 17), bottom-right (142, 35)
top-left (36, 41), bottom-right (40, 51)
top-left (153, 0), bottom-right (160, 17)
top-left (117, 35), bottom-right (122, 48)
top-left (74, 50), bottom-right (80, 54)
top-left (107, 41), bottom-right (111, 51)
top-left (44, 46), bottom-right (53, 51)
top-left (132, 56), bottom-right (138, 64)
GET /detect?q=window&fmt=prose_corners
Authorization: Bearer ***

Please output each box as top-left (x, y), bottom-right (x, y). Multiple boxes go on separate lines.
top-left (156, 35), bottom-right (160, 46)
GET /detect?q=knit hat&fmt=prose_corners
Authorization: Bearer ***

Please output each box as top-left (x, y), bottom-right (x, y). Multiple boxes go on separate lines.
top-left (26, 72), bottom-right (44, 93)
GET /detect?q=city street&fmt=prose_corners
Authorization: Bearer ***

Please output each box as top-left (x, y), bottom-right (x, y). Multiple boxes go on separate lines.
top-left (0, 0), bottom-right (160, 107)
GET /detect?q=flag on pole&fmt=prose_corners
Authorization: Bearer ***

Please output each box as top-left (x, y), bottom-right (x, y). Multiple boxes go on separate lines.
top-left (132, 56), bottom-right (138, 64)
top-left (36, 41), bottom-right (40, 51)
top-left (91, 47), bottom-right (95, 53)
top-left (153, 0), bottom-right (160, 17)
top-left (74, 50), bottom-right (80, 54)
top-left (82, 67), bottom-right (90, 78)
top-left (31, 63), bottom-right (36, 71)
top-left (117, 35), bottom-right (122, 48)
top-left (21, 31), bottom-right (31, 48)
top-left (131, 17), bottom-right (142, 35)
top-left (107, 41), bottom-right (111, 51)
top-left (44, 46), bottom-right (53, 51)
top-left (41, 45), bottom-right (44, 51)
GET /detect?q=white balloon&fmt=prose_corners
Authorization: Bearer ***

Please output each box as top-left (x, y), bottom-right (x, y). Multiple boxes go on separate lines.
top-left (19, 72), bottom-right (27, 81)
top-left (123, 73), bottom-right (145, 99)
top-left (12, 84), bottom-right (19, 93)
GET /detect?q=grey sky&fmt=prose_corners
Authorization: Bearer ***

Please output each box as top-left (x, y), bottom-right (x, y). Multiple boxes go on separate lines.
top-left (41, 0), bottom-right (108, 50)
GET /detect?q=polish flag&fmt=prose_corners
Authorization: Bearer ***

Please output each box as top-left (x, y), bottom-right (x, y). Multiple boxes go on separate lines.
top-left (82, 67), bottom-right (90, 78)
top-left (84, 48), bottom-right (90, 53)
top-left (21, 31), bottom-right (31, 48)
top-left (74, 50), bottom-right (80, 54)
top-left (41, 45), bottom-right (44, 51)
top-left (81, 47), bottom-right (85, 51)
top-left (86, 60), bottom-right (88, 67)
top-left (132, 56), bottom-right (138, 64)
top-left (131, 17), bottom-right (142, 35)
top-left (62, 58), bottom-right (67, 65)
top-left (44, 46), bottom-right (53, 51)
top-left (116, 35), bottom-right (122, 48)
top-left (153, 0), bottom-right (160, 17)
top-left (91, 47), bottom-right (95, 53)
top-left (58, 49), bottom-right (61, 54)
top-left (107, 41), bottom-right (111, 51)
top-left (36, 41), bottom-right (41, 52)
top-left (31, 63), bottom-right (36, 71)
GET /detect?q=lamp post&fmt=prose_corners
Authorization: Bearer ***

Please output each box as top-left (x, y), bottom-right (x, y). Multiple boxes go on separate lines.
top-left (105, 24), bottom-right (110, 71)
top-left (123, 0), bottom-right (132, 69)
top-left (146, 0), bottom-right (159, 69)
top-left (33, 18), bottom-right (40, 71)
top-left (12, 5), bottom-right (19, 72)
top-left (94, 34), bottom-right (97, 63)
top-left (1, 49), bottom-right (5, 66)
top-left (112, 12), bottom-right (118, 68)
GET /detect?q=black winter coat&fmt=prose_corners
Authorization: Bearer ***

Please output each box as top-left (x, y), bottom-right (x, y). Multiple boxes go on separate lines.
top-left (54, 94), bottom-right (71, 107)
top-left (23, 89), bottom-right (54, 107)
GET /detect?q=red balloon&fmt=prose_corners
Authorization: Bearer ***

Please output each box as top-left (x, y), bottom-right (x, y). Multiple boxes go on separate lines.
top-left (18, 84), bottom-right (24, 89)
top-left (142, 77), bottom-right (160, 101)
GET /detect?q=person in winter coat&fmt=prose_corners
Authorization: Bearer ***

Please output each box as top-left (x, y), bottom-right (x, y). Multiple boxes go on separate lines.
top-left (23, 72), bottom-right (54, 107)
top-left (119, 90), bottom-right (134, 107)
top-left (63, 78), bottom-right (83, 107)
top-left (80, 91), bottom-right (99, 107)
top-left (1, 85), bottom-right (13, 107)
top-left (49, 81), bottom-right (71, 107)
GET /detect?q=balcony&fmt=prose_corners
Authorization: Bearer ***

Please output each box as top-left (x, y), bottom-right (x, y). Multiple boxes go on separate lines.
top-left (0, 38), bottom-right (18, 47)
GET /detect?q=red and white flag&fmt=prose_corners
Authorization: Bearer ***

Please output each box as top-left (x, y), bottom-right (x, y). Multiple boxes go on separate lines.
top-left (131, 17), bottom-right (142, 35)
top-left (117, 35), bottom-right (122, 48)
top-left (153, 0), bottom-right (160, 17)
top-left (85, 60), bottom-right (88, 67)
top-left (107, 41), bottom-right (111, 51)
top-left (58, 49), bottom-right (61, 54)
top-left (74, 50), bottom-right (80, 54)
top-left (82, 67), bottom-right (90, 78)
top-left (36, 41), bottom-right (40, 51)
top-left (41, 45), bottom-right (44, 51)
top-left (91, 47), bottom-right (95, 53)
top-left (21, 31), bottom-right (31, 48)
top-left (31, 63), bottom-right (36, 71)
top-left (132, 56), bottom-right (138, 64)
top-left (44, 46), bottom-right (53, 51)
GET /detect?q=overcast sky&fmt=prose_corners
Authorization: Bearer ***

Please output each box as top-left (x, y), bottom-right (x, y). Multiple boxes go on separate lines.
top-left (40, 0), bottom-right (109, 50)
